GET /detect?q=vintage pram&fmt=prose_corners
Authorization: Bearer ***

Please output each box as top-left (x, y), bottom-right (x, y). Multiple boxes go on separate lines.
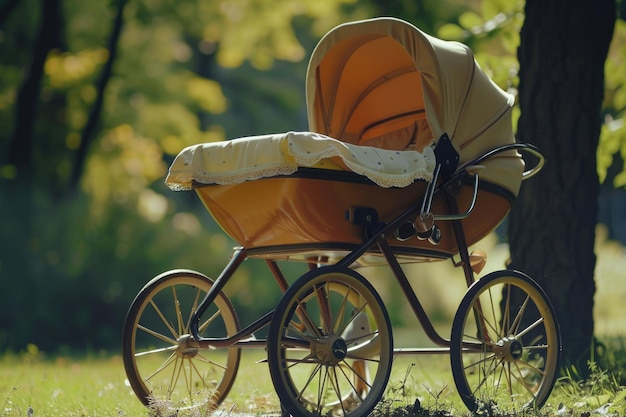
top-left (122, 17), bottom-right (562, 417)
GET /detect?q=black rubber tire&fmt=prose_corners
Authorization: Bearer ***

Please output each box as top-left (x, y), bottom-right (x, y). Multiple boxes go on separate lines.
top-left (267, 266), bottom-right (393, 417)
top-left (450, 270), bottom-right (561, 414)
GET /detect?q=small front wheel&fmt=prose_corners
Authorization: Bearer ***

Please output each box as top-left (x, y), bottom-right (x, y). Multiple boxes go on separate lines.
top-left (267, 266), bottom-right (393, 417)
top-left (122, 270), bottom-right (241, 413)
top-left (450, 270), bottom-right (561, 414)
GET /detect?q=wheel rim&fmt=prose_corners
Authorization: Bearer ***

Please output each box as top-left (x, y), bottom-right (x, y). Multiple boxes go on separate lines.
top-left (122, 272), bottom-right (240, 412)
top-left (450, 272), bottom-right (561, 413)
top-left (268, 268), bottom-right (392, 417)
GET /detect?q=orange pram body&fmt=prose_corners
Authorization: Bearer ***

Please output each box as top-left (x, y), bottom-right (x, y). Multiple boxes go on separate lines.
top-left (165, 17), bottom-right (524, 261)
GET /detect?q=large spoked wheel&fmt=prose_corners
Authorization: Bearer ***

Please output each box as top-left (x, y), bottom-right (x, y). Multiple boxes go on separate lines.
top-left (267, 266), bottom-right (393, 417)
top-left (450, 270), bottom-right (561, 414)
top-left (122, 270), bottom-right (241, 413)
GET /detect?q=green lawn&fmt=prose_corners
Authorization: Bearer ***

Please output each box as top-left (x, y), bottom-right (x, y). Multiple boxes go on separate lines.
top-left (0, 351), bottom-right (146, 416)
top-left (0, 347), bottom-right (455, 416)
top-left (4, 344), bottom-right (626, 417)
top-left (3, 341), bottom-right (626, 416)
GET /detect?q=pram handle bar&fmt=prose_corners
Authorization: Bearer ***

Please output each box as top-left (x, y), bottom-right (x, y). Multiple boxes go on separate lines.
top-left (519, 143), bottom-right (545, 180)
top-left (457, 143), bottom-right (545, 181)
top-left (429, 143), bottom-right (544, 223)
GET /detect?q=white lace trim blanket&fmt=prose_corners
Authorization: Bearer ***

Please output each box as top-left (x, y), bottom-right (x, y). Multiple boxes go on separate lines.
top-left (165, 131), bottom-right (436, 190)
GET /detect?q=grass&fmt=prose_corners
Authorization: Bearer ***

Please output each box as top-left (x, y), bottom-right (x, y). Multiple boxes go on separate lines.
top-left (2, 229), bottom-right (626, 416)
top-left (3, 345), bottom-right (626, 417)
top-left (0, 348), bottom-right (146, 416)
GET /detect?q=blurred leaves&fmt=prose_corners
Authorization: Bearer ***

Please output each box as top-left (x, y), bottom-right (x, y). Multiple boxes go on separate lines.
top-left (598, 19), bottom-right (626, 187)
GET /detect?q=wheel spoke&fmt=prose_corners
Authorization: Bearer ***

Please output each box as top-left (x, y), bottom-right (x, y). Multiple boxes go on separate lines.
top-left (512, 361), bottom-right (541, 396)
top-left (480, 303), bottom-right (502, 341)
top-left (314, 283), bottom-right (332, 335)
top-left (169, 357), bottom-right (184, 399)
top-left (149, 299), bottom-right (179, 339)
top-left (185, 286), bottom-right (204, 332)
top-left (330, 366), bottom-right (348, 416)
top-left (488, 283), bottom-right (503, 339)
top-left (172, 286), bottom-right (185, 336)
top-left (295, 362), bottom-right (322, 403)
top-left (340, 360), bottom-right (371, 394)
top-left (137, 324), bottom-right (178, 346)
top-left (198, 309), bottom-right (223, 334)
top-left (515, 356), bottom-right (547, 377)
top-left (134, 344), bottom-right (178, 357)
top-left (336, 302), bottom-right (368, 337)
top-left (295, 300), bottom-right (323, 339)
top-left (345, 354), bottom-right (380, 365)
top-left (509, 294), bottom-right (530, 336)
top-left (344, 330), bottom-right (378, 346)
top-left (332, 286), bottom-right (352, 335)
top-left (317, 366), bottom-right (328, 414)
top-left (463, 352), bottom-right (498, 373)
top-left (189, 357), bottom-right (211, 391)
top-left (144, 352), bottom-right (177, 383)
top-left (282, 353), bottom-right (320, 368)
top-left (335, 363), bottom-right (359, 398)
top-left (516, 317), bottom-right (545, 339)
top-left (194, 352), bottom-right (229, 370)
top-left (504, 361), bottom-right (513, 397)
top-left (286, 321), bottom-right (317, 343)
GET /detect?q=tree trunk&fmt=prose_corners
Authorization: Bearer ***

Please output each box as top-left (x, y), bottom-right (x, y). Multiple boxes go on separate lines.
top-left (6, 0), bottom-right (62, 184)
top-left (0, 0), bottom-right (19, 27)
top-left (69, 0), bottom-right (128, 193)
top-left (509, 0), bottom-right (616, 371)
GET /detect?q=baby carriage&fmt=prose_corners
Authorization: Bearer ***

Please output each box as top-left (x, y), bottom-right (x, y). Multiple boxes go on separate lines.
top-left (122, 17), bottom-right (561, 417)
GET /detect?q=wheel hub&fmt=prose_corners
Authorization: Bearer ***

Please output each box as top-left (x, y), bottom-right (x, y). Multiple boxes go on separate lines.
top-left (176, 334), bottom-right (199, 359)
top-left (312, 336), bottom-right (348, 365)
top-left (332, 338), bottom-right (348, 360)
top-left (495, 336), bottom-right (524, 361)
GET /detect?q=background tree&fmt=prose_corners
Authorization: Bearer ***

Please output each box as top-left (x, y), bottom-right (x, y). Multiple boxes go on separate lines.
top-left (508, 0), bottom-right (617, 370)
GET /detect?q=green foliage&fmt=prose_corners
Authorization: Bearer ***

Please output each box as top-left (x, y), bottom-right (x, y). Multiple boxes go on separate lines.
top-left (598, 19), bottom-right (626, 187)
top-left (557, 359), bottom-right (626, 415)
top-left (436, 0), bottom-right (524, 87)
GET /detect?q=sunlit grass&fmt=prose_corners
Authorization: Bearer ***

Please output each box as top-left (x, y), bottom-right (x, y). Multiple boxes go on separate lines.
top-left (0, 350), bottom-right (146, 416)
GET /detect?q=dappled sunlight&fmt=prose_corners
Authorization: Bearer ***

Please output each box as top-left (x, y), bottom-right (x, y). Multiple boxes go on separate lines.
top-left (82, 124), bottom-right (166, 213)
top-left (185, 76), bottom-right (228, 114)
top-left (172, 212), bottom-right (202, 236)
top-left (137, 189), bottom-right (168, 223)
top-left (45, 48), bottom-right (109, 87)
top-left (594, 225), bottom-right (626, 336)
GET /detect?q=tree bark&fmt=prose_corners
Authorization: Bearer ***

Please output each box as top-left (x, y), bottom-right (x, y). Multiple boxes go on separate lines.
top-left (509, 0), bottom-right (616, 370)
top-left (69, 0), bottom-right (128, 192)
top-left (0, 0), bottom-right (19, 27)
top-left (6, 0), bottom-right (62, 184)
